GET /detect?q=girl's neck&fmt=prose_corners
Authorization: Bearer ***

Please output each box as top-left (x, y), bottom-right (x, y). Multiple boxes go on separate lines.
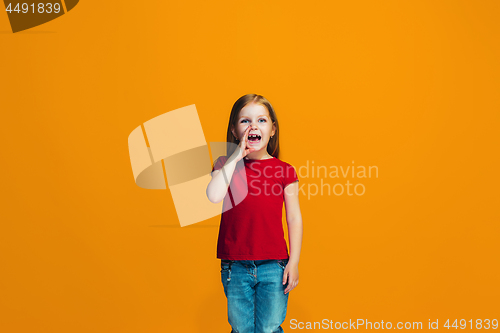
top-left (244, 151), bottom-right (273, 160)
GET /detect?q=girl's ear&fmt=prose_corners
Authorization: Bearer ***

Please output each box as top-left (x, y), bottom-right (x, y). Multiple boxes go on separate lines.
top-left (272, 122), bottom-right (276, 137)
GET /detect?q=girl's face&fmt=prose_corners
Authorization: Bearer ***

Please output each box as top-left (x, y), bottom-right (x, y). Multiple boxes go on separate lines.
top-left (232, 102), bottom-right (276, 152)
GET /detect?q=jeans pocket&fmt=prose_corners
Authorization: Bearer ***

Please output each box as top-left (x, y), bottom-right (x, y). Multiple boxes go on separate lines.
top-left (220, 259), bottom-right (233, 272)
top-left (276, 259), bottom-right (289, 270)
top-left (220, 260), bottom-right (233, 281)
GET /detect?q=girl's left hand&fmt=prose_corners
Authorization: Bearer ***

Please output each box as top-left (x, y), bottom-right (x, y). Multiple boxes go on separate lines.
top-left (283, 263), bottom-right (299, 294)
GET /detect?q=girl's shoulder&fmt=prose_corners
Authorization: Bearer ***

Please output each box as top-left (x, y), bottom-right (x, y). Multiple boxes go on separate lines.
top-left (212, 155), bottom-right (230, 171)
top-left (213, 155), bottom-right (297, 169)
top-left (215, 155), bottom-right (229, 163)
top-left (273, 157), bottom-right (296, 169)
top-left (273, 157), bottom-right (299, 184)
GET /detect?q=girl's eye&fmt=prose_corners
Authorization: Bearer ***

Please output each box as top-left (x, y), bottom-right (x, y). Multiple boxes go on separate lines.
top-left (240, 118), bottom-right (266, 123)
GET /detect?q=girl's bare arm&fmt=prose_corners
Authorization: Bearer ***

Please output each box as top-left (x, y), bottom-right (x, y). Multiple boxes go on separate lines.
top-left (206, 125), bottom-right (255, 203)
top-left (206, 157), bottom-right (239, 203)
top-left (283, 181), bottom-right (303, 294)
top-left (284, 181), bottom-right (302, 265)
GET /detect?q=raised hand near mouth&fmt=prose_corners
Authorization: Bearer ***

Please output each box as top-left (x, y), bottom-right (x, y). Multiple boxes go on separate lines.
top-left (232, 125), bottom-right (256, 162)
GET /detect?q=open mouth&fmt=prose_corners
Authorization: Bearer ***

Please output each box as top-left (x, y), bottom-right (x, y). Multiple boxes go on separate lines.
top-left (248, 134), bottom-right (261, 144)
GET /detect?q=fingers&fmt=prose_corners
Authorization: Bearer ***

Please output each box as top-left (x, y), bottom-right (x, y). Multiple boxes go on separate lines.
top-left (240, 125), bottom-right (252, 146)
top-left (283, 268), bottom-right (299, 294)
top-left (283, 271), bottom-right (292, 294)
top-left (284, 279), bottom-right (299, 294)
top-left (240, 126), bottom-right (255, 158)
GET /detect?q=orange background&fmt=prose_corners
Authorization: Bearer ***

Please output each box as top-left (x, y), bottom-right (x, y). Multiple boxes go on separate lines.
top-left (1, 1), bottom-right (499, 332)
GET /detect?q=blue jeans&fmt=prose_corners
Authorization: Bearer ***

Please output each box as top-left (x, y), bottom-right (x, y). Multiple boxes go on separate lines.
top-left (221, 259), bottom-right (289, 333)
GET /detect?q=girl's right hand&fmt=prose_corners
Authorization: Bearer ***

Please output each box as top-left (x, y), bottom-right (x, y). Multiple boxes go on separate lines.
top-left (232, 125), bottom-right (256, 162)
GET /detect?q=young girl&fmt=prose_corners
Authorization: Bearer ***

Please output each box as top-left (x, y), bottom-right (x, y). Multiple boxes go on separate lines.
top-left (206, 94), bottom-right (303, 333)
